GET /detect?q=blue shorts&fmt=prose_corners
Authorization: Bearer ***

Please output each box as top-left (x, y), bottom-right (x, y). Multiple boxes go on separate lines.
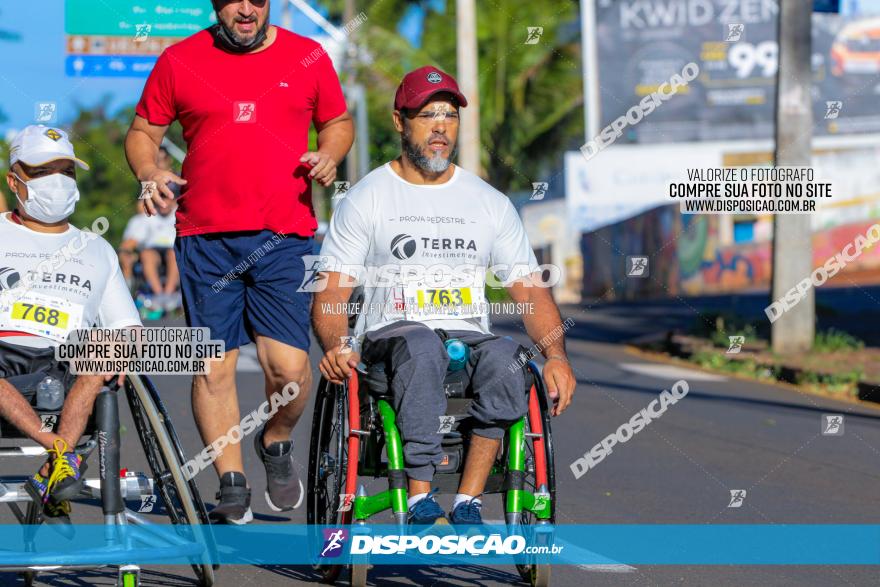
top-left (175, 231), bottom-right (312, 352)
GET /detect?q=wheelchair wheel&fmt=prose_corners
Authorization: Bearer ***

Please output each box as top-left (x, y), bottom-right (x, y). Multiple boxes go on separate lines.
top-left (125, 375), bottom-right (215, 587)
top-left (307, 378), bottom-right (352, 583)
top-left (506, 364), bottom-right (556, 587)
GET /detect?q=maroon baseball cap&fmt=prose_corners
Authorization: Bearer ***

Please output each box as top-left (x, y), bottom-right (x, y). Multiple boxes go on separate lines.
top-left (394, 66), bottom-right (469, 111)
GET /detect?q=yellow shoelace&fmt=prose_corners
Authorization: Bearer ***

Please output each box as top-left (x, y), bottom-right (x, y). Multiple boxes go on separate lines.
top-left (44, 438), bottom-right (75, 495)
top-left (45, 498), bottom-right (71, 517)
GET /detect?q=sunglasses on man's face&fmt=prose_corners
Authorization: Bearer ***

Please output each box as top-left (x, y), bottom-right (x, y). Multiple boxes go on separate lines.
top-left (214, 0), bottom-right (268, 9)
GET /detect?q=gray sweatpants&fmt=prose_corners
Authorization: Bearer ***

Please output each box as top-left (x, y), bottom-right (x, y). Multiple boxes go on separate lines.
top-left (361, 321), bottom-right (529, 481)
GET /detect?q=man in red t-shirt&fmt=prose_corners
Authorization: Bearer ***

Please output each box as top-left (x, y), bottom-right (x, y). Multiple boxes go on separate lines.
top-left (125, 0), bottom-right (354, 524)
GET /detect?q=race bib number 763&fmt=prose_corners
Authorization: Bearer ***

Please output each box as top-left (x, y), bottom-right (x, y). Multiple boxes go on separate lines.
top-left (403, 281), bottom-right (486, 321)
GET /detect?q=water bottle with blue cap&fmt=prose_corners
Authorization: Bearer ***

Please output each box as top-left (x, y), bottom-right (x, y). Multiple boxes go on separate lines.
top-left (36, 376), bottom-right (63, 410)
top-left (445, 338), bottom-right (470, 371)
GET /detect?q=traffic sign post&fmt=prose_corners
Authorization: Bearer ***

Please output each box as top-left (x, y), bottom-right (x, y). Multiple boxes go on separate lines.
top-left (813, 0), bottom-right (840, 12)
top-left (65, 1), bottom-right (214, 77)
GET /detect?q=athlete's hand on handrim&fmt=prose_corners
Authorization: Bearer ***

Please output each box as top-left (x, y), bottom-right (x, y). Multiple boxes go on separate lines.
top-left (319, 345), bottom-right (360, 385)
top-left (543, 356), bottom-right (575, 416)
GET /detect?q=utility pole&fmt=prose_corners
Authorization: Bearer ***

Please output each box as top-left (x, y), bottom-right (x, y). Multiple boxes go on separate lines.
top-left (456, 0), bottom-right (481, 176)
top-left (281, 0), bottom-right (292, 30)
top-left (344, 0), bottom-right (359, 184)
top-left (771, 0), bottom-right (815, 353)
top-left (286, 0), bottom-right (369, 186)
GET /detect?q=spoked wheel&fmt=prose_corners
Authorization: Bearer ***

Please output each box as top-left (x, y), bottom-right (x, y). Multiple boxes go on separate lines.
top-left (125, 375), bottom-right (215, 587)
top-left (307, 378), bottom-right (352, 583)
top-left (506, 365), bottom-right (556, 587)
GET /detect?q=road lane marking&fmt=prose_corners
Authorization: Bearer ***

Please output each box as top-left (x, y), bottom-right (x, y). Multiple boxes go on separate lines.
top-left (619, 363), bottom-right (726, 382)
top-left (566, 542), bottom-right (637, 572)
top-left (577, 563), bottom-right (638, 573)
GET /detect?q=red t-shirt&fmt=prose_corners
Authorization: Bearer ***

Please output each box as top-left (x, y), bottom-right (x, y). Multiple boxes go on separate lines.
top-left (135, 28), bottom-right (347, 237)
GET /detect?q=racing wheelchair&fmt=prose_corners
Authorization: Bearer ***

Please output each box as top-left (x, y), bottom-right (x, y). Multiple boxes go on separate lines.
top-left (307, 333), bottom-right (556, 587)
top-left (0, 370), bottom-right (215, 586)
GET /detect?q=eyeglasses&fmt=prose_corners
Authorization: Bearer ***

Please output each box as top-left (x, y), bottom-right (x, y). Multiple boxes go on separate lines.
top-left (412, 111), bottom-right (460, 123)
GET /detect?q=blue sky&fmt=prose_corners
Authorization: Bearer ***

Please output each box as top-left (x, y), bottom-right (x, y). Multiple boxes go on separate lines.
top-left (0, 0), bottom-right (427, 137)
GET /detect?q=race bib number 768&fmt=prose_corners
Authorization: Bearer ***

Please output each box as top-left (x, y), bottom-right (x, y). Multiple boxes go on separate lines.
top-left (0, 291), bottom-right (84, 342)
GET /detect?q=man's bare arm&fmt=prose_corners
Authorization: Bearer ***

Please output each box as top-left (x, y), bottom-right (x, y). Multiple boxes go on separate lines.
top-left (301, 112), bottom-right (355, 187)
top-left (311, 271), bottom-right (360, 383)
top-left (124, 115), bottom-right (186, 215)
top-left (507, 278), bottom-right (576, 416)
top-left (507, 280), bottom-right (566, 358)
top-left (0, 374), bottom-right (104, 449)
top-left (311, 271), bottom-right (352, 352)
top-left (56, 375), bottom-right (107, 446)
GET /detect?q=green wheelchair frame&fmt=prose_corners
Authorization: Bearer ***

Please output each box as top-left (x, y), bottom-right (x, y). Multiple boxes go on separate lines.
top-left (307, 359), bottom-right (556, 586)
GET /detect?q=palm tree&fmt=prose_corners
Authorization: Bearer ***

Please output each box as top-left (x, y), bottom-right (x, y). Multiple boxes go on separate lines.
top-left (321, 0), bottom-right (583, 192)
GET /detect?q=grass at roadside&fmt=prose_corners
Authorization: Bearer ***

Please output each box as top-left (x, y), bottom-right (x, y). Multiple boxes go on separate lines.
top-left (637, 312), bottom-right (879, 401)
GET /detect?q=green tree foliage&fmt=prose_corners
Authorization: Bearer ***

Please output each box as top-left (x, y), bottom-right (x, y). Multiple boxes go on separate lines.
top-left (67, 99), bottom-right (141, 247)
top-left (328, 0), bottom-right (583, 192)
top-left (3, 1), bottom-right (582, 235)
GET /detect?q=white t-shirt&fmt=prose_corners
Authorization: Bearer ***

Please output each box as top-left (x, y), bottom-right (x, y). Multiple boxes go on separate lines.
top-left (319, 163), bottom-right (539, 337)
top-left (122, 213), bottom-right (150, 243)
top-left (0, 213), bottom-right (142, 349)
top-left (122, 212), bottom-right (176, 249)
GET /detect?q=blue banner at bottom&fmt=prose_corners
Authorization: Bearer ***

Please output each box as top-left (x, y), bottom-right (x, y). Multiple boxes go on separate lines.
top-left (0, 524), bottom-right (877, 566)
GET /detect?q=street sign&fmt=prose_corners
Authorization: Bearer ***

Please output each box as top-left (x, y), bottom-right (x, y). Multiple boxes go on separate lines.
top-left (65, 1), bottom-right (214, 37)
top-left (67, 35), bottom-right (181, 56)
top-left (814, 0), bottom-right (840, 12)
top-left (65, 55), bottom-right (159, 78)
top-left (65, 1), bottom-right (214, 77)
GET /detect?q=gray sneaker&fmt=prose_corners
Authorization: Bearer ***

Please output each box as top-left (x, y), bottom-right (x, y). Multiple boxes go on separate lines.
top-left (254, 428), bottom-right (304, 511)
top-left (208, 472), bottom-right (253, 525)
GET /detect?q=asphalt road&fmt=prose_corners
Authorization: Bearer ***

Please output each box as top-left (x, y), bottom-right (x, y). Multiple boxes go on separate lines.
top-left (1, 306), bottom-right (878, 586)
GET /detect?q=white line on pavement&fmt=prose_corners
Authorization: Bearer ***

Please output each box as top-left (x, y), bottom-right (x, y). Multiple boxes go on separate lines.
top-left (577, 563), bottom-right (638, 573)
top-left (619, 363), bottom-right (727, 382)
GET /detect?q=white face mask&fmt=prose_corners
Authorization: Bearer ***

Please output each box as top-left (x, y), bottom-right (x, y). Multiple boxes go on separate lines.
top-left (12, 172), bottom-right (80, 223)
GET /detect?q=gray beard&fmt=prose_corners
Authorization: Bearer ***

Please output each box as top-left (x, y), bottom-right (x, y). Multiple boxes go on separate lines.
top-left (402, 133), bottom-right (457, 174)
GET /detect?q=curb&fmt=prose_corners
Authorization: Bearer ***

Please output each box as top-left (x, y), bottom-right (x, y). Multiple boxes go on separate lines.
top-left (629, 331), bottom-right (880, 406)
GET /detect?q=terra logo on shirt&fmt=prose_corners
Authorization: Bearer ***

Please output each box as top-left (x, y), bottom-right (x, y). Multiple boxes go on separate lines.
top-left (390, 234), bottom-right (416, 260)
top-left (0, 268), bottom-right (21, 290)
top-left (389, 234), bottom-right (479, 261)
top-left (6, 269), bottom-right (92, 292)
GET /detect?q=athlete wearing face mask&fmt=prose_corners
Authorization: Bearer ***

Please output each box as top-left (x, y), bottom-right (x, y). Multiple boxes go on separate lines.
top-left (10, 170), bottom-right (81, 224)
top-left (6, 126), bottom-right (87, 226)
top-left (0, 125), bottom-right (141, 525)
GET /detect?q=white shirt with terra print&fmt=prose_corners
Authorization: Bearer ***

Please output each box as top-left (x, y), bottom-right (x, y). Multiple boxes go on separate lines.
top-left (0, 213), bottom-right (142, 349)
top-left (319, 163), bottom-right (539, 337)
